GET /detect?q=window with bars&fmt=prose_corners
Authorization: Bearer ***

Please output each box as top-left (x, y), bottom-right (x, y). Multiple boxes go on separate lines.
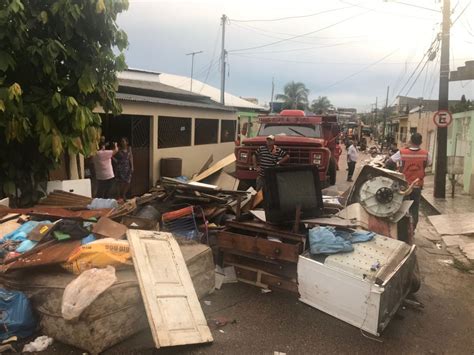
top-left (220, 119), bottom-right (237, 143)
top-left (158, 116), bottom-right (192, 149)
top-left (195, 118), bottom-right (218, 145)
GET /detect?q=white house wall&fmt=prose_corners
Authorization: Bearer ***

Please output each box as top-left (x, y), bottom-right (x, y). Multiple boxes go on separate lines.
top-left (118, 100), bottom-right (237, 186)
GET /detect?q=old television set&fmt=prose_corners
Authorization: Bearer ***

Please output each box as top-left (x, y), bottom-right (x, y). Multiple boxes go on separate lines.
top-left (263, 165), bottom-right (324, 224)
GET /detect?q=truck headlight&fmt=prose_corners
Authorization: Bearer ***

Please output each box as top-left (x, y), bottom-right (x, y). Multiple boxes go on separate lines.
top-left (312, 153), bottom-right (322, 165)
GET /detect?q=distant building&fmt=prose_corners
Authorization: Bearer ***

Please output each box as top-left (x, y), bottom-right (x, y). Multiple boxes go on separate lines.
top-left (241, 97), bottom-right (259, 105)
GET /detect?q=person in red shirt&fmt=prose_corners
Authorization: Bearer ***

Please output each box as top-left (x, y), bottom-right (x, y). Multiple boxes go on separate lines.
top-left (334, 139), bottom-right (342, 170)
top-left (386, 133), bottom-right (432, 229)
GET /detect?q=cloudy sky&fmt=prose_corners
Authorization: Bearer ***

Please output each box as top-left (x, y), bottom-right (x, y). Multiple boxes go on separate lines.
top-left (118, 0), bottom-right (474, 111)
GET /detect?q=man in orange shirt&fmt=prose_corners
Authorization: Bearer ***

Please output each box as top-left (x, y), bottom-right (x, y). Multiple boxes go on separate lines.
top-left (386, 133), bottom-right (432, 229)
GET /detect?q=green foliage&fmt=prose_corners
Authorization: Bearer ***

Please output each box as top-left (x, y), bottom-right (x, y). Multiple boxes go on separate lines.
top-left (311, 96), bottom-right (332, 114)
top-left (276, 81), bottom-right (310, 110)
top-left (450, 95), bottom-right (473, 114)
top-left (0, 0), bottom-right (129, 205)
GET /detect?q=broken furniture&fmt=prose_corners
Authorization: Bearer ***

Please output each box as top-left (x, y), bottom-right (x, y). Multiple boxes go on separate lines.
top-left (127, 230), bottom-right (213, 348)
top-left (298, 235), bottom-right (417, 336)
top-left (217, 220), bottom-right (305, 294)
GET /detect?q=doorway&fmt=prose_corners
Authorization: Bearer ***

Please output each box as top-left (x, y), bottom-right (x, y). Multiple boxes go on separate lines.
top-left (101, 114), bottom-right (151, 196)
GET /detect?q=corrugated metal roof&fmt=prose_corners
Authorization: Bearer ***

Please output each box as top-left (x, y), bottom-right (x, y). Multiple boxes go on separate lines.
top-left (119, 78), bottom-right (207, 99)
top-left (116, 93), bottom-right (237, 112)
top-left (119, 69), bottom-right (266, 112)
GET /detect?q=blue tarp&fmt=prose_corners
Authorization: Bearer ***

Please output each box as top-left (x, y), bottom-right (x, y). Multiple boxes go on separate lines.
top-left (309, 226), bottom-right (375, 255)
top-left (0, 288), bottom-right (36, 340)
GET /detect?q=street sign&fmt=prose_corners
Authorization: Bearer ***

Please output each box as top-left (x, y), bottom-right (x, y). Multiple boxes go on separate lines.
top-left (433, 110), bottom-right (453, 128)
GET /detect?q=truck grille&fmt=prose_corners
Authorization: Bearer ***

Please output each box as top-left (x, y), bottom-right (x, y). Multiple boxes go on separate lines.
top-left (282, 146), bottom-right (312, 164)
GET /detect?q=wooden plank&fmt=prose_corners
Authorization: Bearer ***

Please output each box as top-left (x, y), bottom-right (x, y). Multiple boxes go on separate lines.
top-left (127, 230), bottom-right (213, 348)
top-left (190, 153), bottom-right (236, 182)
top-left (217, 230), bottom-right (300, 263)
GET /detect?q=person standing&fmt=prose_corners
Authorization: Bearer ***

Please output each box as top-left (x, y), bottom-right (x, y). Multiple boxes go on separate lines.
top-left (252, 135), bottom-right (290, 191)
top-left (334, 139), bottom-right (342, 170)
top-left (114, 137), bottom-right (134, 200)
top-left (346, 140), bottom-right (358, 182)
top-left (93, 140), bottom-right (118, 198)
top-left (386, 133), bottom-right (431, 229)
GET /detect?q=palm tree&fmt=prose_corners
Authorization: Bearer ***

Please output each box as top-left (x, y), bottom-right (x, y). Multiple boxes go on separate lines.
top-left (276, 81), bottom-right (310, 110)
top-left (311, 96), bottom-right (332, 114)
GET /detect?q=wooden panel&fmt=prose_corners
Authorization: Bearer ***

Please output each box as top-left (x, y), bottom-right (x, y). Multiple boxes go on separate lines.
top-left (260, 273), bottom-right (298, 294)
top-left (127, 230), bottom-right (213, 348)
top-left (233, 266), bottom-right (258, 282)
top-left (217, 231), bottom-right (300, 263)
top-left (191, 153), bottom-right (236, 182)
top-left (223, 253), bottom-right (297, 279)
top-left (130, 147), bottom-right (150, 196)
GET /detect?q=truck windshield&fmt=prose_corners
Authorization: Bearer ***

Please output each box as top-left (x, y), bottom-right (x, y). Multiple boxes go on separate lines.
top-left (258, 124), bottom-right (321, 138)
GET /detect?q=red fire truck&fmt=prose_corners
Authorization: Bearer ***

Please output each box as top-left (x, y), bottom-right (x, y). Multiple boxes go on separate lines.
top-left (235, 110), bottom-right (340, 187)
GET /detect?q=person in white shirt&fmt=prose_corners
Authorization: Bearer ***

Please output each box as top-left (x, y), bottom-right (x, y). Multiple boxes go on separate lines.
top-left (347, 140), bottom-right (358, 182)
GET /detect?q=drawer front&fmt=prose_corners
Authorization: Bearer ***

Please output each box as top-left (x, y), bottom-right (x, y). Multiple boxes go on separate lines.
top-left (223, 253), bottom-right (297, 279)
top-left (260, 273), bottom-right (298, 294)
top-left (217, 231), bottom-right (300, 263)
top-left (233, 266), bottom-right (258, 282)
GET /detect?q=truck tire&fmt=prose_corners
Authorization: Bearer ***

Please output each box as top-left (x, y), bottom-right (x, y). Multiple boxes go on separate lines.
top-left (328, 158), bottom-right (337, 186)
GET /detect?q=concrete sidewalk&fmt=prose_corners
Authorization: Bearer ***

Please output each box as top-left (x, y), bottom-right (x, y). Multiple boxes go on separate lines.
top-left (421, 174), bottom-right (474, 215)
top-left (421, 174), bottom-right (474, 269)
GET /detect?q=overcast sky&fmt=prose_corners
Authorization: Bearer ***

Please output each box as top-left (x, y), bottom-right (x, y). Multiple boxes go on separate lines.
top-left (118, 0), bottom-right (474, 111)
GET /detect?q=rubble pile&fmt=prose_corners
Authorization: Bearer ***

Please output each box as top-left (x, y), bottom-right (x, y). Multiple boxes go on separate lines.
top-left (0, 159), bottom-right (420, 352)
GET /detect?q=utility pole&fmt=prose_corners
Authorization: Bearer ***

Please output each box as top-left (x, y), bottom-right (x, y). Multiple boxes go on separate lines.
top-left (186, 50), bottom-right (203, 92)
top-left (382, 86), bottom-right (389, 148)
top-left (434, 0), bottom-right (450, 198)
top-left (270, 77), bottom-right (275, 113)
top-left (374, 96), bottom-right (378, 136)
top-left (220, 14), bottom-right (227, 104)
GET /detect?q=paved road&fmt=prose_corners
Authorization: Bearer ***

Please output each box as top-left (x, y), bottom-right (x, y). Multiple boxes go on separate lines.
top-left (52, 148), bottom-right (474, 354)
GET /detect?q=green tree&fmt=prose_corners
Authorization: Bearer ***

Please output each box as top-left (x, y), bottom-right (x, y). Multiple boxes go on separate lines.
top-left (0, 0), bottom-right (129, 205)
top-left (311, 96), bottom-right (331, 114)
top-left (450, 94), bottom-right (472, 113)
top-left (276, 81), bottom-right (309, 110)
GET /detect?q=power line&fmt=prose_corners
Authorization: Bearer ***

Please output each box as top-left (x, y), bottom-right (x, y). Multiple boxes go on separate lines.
top-left (391, 35), bottom-right (440, 103)
top-left (317, 49), bottom-right (399, 91)
top-left (230, 52), bottom-right (429, 66)
top-left (230, 21), bottom-right (367, 47)
top-left (404, 48), bottom-right (437, 96)
top-left (390, 1), bottom-right (441, 13)
top-left (229, 6), bottom-right (354, 22)
top-left (452, 1), bottom-right (471, 25)
top-left (228, 40), bottom-right (357, 55)
top-left (228, 9), bottom-right (371, 53)
top-left (340, 0), bottom-right (438, 20)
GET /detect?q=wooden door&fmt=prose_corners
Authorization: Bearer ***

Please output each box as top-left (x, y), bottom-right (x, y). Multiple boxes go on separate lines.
top-left (127, 230), bottom-right (213, 348)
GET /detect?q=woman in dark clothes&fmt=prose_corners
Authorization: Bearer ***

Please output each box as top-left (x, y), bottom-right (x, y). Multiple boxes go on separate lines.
top-left (114, 137), bottom-right (134, 200)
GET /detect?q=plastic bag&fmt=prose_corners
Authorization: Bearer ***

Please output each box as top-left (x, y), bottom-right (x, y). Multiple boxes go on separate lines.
top-left (61, 238), bottom-right (132, 274)
top-left (62, 266), bottom-right (117, 321)
top-left (23, 335), bottom-right (53, 352)
top-left (0, 288), bottom-right (36, 341)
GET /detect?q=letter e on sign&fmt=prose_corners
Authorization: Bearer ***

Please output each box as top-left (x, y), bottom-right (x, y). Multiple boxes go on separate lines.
top-left (433, 110), bottom-right (453, 128)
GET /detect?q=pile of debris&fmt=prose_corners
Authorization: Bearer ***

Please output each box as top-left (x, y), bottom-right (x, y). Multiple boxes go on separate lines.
top-left (0, 156), bottom-right (422, 352)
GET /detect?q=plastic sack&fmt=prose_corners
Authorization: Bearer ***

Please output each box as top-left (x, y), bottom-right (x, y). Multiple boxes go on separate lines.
top-left (23, 335), bottom-right (53, 352)
top-left (61, 238), bottom-right (132, 274)
top-left (87, 198), bottom-right (118, 210)
top-left (0, 288), bottom-right (36, 341)
top-left (62, 266), bottom-right (117, 321)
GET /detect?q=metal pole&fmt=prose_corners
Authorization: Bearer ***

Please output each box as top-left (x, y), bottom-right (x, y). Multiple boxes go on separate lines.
top-left (270, 77), bottom-right (275, 113)
top-left (434, 0), bottom-right (450, 198)
top-left (383, 86), bottom-right (389, 148)
top-left (186, 51), bottom-right (203, 92)
top-left (220, 14), bottom-right (227, 104)
top-left (374, 96), bottom-right (378, 139)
